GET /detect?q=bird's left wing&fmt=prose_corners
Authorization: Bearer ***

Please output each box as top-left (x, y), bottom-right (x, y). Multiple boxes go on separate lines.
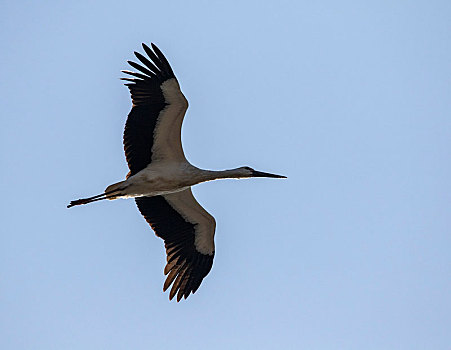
top-left (122, 43), bottom-right (189, 177)
top-left (135, 188), bottom-right (216, 301)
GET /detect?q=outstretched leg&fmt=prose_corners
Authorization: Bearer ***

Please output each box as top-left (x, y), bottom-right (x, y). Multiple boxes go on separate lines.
top-left (67, 187), bottom-right (124, 208)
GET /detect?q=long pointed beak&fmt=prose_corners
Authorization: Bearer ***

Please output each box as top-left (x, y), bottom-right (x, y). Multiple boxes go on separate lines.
top-left (251, 170), bottom-right (287, 178)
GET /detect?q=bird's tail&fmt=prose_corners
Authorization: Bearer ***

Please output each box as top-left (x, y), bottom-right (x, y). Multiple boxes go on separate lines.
top-left (67, 181), bottom-right (127, 208)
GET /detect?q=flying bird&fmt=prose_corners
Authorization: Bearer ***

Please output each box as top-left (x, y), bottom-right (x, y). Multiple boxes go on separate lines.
top-left (68, 43), bottom-right (286, 301)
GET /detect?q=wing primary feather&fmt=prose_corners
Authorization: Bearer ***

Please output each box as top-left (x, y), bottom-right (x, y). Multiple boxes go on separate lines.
top-left (167, 252), bottom-right (184, 266)
top-left (120, 78), bottom-right (142, 83)
top-left (182, 262), bottom-right (198, 298)
top-left (121, 70), bottom-right (151, 80)
top-left (127, 60), bottom-right (155, 77)
top-left (151, 43), bottom-right (175, 77)
top-left (163, 268), bottom-right (179, 292)
top-left (166, 245), bottom-right (183, 255)
top-left (170, 264), bottom-right (189, 301)
top-left (164, 262), bottom-right (174, 275)
top-left (167, 248), bottom-right (184, 262)
top-left (177, 267), bottom-right (193, 302)
top-left (134, 51), bottom-right (160, 74)
top-left (142, 43), bottom-right (168, 74)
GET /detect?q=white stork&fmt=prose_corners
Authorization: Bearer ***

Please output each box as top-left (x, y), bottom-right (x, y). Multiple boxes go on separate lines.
top-left (68, 43), bottom-right (286, 301)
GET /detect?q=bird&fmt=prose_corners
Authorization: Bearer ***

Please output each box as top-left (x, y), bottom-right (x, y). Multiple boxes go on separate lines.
top-left (68, 43), bottom-right (286, 301)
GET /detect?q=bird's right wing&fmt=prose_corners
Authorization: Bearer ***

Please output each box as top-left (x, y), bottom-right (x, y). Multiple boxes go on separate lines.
top-left (135, 188), bottom-right (216, 301)
top-left (122, 43), bottom-right (189, 177)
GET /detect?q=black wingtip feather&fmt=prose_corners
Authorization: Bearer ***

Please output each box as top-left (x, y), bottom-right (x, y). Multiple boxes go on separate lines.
top-left (127, 60), bottom-right (155, 77)
top-left (134, 51), bottom-right (160, 74)
top-left (150, 43), bottom-right (175, 77)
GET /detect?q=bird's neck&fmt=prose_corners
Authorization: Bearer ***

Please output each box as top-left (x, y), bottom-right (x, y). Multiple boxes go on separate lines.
top-left (198, 168), bottom-right (249, 182)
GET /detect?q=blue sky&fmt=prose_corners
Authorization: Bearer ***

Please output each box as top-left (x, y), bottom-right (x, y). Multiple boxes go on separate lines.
top-left (1, 1), bottom-right (450, 349)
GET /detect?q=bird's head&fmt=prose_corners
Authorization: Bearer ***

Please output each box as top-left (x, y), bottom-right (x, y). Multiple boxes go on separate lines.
top-left (238, 166), bottom-right (287, 179)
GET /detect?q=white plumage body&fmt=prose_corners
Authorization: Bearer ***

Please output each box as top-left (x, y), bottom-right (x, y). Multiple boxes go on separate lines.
top-left (109, 162), bottom-right (196, 198)
top-left (108, 162), bottom-right (255, 199)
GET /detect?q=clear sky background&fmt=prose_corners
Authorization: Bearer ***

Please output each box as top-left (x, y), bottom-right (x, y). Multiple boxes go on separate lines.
top-left (1, 1), bottom-right (450, 349)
